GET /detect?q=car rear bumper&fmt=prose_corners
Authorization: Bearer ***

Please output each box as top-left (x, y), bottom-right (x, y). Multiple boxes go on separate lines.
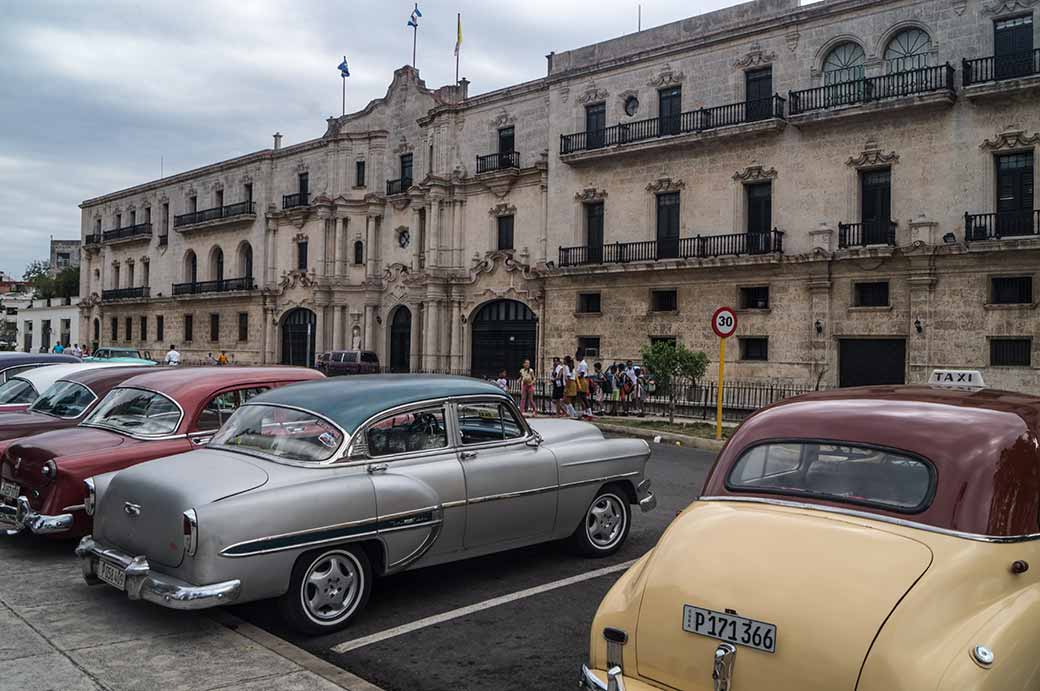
top-left (0, 496), bottom-right (73, 535)
top-left (580, 665), bottom-right (661, 690)
top-left (75, 536), bottom-right (241, 611)
top-left (636, 479), bottom-right (657, 513)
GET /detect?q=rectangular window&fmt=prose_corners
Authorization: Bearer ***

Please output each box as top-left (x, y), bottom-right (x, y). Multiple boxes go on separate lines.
top-left (95, 218), bottom-right (102, 234)
top-left (991, 337), bottom-right (1031, 367)
top-left (860, 169), bottom-right (892, 243)
top-left (116, 213), bottom-right (122, 228)
top-left (994, 16), bottom-right (1034, 79)
top-left (577, 293), bottom-right (601, 314)
top-left (745, 66), bottom-right (773, 120)
top-left (110, 317), bottom-right (118, 341)
top-left (210, 314), bottom-right (220, 342)
top-left (996, 152), bottom-right (1034, 236)
top-left (991, 276), bottom-right (1033, 304)
top-left (156, 315), bottom-right (164, 342)
top-left (140, 316), bottom-right (147, 341)
top-left (215, 189), bottom-right (224, 208)
top-left (496, 215), bottom-right (514, 251)
top-left (400, 153), bottom-right (413, 183)
top-left (585, 102), bottom-right (606, 148)
top-left (244, 183), bottom-right (253, 202)
top-left (162, 203), bottom-right (169, 232)
top-left (854, 281), bottom-right (890, 307)
top-left (740, 337), bottom-right (769, 361)
top-left (297, 241), bottom-right (308, 271)
top-left (656, 192), bottom-right (681, 259)
top-left (125, 317), bottom-right (132, 342)
top-left (658, 86), bottom-right (681, 135)
top-left (651, 289), bottom-right (678, 312)
top-left (746, 182), bottom-right (772, 238)
top-left (298, 172), bottom-right (309, 196)
top-left (142, 261), bottom-right (150, 287)
top-left (184, 314), bottom-right (194, 343)
top-left (498, 126), bottom-right (515, 154)
top-left (355, 160), bottom-right (366, 187)
top-left (129, 210), bottom-right (136, 226)
top-left (740, 286), bottom-right (770, 309)
top-left (585, 202), bottom-right (604, 262)
top-left (189, 196), bottom-right (197, 213)
top-left (144, 207), bottom-right (151, 224)
top-left (238, 312), bottom-right (248, 342)
top-left (577, 336), bottom-right (601, 358)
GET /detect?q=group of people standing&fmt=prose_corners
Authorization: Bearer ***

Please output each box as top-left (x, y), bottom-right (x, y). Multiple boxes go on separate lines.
top-left (50, 343), bottom-right (85, 357)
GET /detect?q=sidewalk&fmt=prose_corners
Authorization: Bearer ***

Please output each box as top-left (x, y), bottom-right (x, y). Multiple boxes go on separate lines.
top-left (0, 535), bottom-right (381, 691)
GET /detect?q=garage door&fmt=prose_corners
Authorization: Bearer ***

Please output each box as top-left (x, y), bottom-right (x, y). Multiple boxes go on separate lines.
top-left (839, 339), bottom-right (906, 387)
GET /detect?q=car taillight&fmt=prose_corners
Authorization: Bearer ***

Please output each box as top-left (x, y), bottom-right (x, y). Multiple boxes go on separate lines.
top-left (183, 509), bottom-right (198, 556)
top-left (83, 478), bottom-right (96, 516)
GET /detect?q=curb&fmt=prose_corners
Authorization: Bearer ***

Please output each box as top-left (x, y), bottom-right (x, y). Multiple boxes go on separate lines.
top-left (592, 421), bottom-right (726, 451)
top-left (208, 610), bottom-right (384, 691)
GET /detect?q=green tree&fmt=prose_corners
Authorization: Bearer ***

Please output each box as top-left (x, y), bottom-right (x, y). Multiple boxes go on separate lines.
top-left (639, 340), bottom-right (709, 424)
top-left (22, 259), bottom-right (49, 284)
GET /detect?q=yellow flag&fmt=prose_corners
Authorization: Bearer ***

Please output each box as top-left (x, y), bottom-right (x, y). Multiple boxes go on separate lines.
top-left (454, 13), bottom-right (462, 56)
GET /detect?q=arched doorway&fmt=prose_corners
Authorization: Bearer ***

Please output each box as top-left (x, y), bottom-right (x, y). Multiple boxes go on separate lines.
top-left (470, 299), bottom-right (536, 380)
top-left (280, 308), bottom-right (317, 368)
top-left (389, 306), bottom-right (411, 372)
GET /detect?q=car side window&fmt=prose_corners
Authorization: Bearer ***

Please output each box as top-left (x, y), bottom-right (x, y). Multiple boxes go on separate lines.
top-left (196, 387), bottom-right (269, 432)
top-left (366, 406), bottom-right (448, 457)
top-left (458, 402), bottom-right (525, 445)
top-left (731, 443), bottom-right (802, 482)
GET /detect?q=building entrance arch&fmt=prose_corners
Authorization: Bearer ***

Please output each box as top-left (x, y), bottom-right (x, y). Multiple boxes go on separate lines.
top-left (280, 308), bottom-right (317, 368)
top-left (470, 299), bottom-right (536, 379)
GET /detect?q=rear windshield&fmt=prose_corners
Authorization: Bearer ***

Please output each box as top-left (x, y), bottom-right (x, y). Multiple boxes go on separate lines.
top-left (209, 404), bottom-right (344, 463)
top-left (84, 387), bottom-right (182, 436)
top-left (727, 442), bottom-right (934, 513)
top-left (0, 378), bottom-right (37, 405)
top-left (29, 381), bottom-right (95, 419)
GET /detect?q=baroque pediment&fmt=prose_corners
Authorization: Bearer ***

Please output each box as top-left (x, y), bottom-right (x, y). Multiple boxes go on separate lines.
top-left (648, 64), bottom-right (684, 88)
top-left (577, 84), bottom-right (609, 105)
top-left (982, 0), bottom-right (1038, 15)
top-left (575, 188), bottom-right (608, 203)
top-left (278, 269), bottom-right (318, 290)
top-left (981, 130), bottom-right (1040, 150)
top-left (646, 177), bottom-right (685, 194)
top-left (733, 165), bottom-right (778, 182)
top-left (846, 149), bottom-right (900, 168)
top-left (734, 43), bottom-right (777, 69)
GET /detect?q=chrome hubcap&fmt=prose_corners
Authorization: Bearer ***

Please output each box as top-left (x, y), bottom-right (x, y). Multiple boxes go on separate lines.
top-left (586, 494), bottom-right (625, 548)
top-left (303, 552), bottom-right (361, 622)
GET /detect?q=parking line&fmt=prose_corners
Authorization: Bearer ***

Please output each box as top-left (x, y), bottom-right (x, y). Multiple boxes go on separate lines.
top-left (330, 559), bottom-right (638, 654)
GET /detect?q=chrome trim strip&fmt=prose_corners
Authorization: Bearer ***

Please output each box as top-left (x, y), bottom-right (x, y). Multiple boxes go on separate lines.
top-left (559, 471), bottom-right (640, 490)
top-left (387, 521), bottom-right (443, 571)
top-left (467, 484), bottom-right (558, 505)
top-left (699, 496), bottom-right (1040, 544)
top-left (441, 499), bottom-right (466, 509)
top-left (61, 504), bottom-right (86, 512)
top-left (561, 454), bottom-right (644, 468)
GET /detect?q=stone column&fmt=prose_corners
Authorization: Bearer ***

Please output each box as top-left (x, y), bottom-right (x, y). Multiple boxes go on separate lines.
top-left (412, 208), bottom-right (423, 270)
top-left (332, 304), bottom-right (344, 350)
top-left (364, 216), bottom-right (375, 278)
top-left (422, 299), bottom-right (437, 371)
top-left (808, 263), bottom-right (832, 387)
top-left (907, 254), bottom-right (936, 384)
top-left (337, 218), bottom-right (349, 277)
top-left (265, 221), bottom-right (278, 287)
top-left (264, 307), bottom-right (276, 364)
top-left (364, 304), bottom-right (376, 351)
top-left (409, 302), bottom-right (422, 372)
top-left (455, 200), bottom-right (466, 268)
top-left (450, 300), bottom-right (464, 373)
top-left (428, 200), bottom-right (440, 268)
top-left (313, 306), bottom-right (326, 359)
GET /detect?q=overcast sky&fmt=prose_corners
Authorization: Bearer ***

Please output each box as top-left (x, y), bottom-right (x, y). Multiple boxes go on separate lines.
top-left (0, 0), bottom-right (750, 277)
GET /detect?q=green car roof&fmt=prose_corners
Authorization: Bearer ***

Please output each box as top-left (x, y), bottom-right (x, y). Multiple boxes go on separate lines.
top-left (250, 374), bottom-right (509, 434)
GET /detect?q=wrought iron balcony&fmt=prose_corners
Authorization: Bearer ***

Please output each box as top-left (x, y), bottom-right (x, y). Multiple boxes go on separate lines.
top-left (963, 50), bottom-right (1040, 86)
top-left (560, 95), bottom-right (785, 155)
top-left (386, 177), bottom-right (412, 195)
top-left (282, 192), bottom-right (309, 209)
top-left (838, 221), bottom-right (897, 248)
top-left (476, 151), bottom-right (520, 174)
top-left (172, 277), bottom-right (256, 296)
top-left (965, 210), bottom-right (1040, 241)
top-left (102, 222), bottom-right (152, 243)
top-left (101, 287), bottom-right (150, 301)
top-left (789, 64), bottom-right (955, 116)
top-left (175, 201), bottom-right (255, 228)
top-left (84, 234), bottom-right (101, 246)
top-left (558, 230), bottom-right (784, 267)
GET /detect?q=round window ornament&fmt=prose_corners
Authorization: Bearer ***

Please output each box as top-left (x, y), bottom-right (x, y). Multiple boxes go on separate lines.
top-left (624, 96), bottom-right (640, 117)
top-left (397, 229), bottom-right (410, 248)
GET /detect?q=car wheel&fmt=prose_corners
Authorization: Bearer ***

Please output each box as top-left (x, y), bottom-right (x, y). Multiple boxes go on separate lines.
top-left (278, 546), bottom-right (372, 635)
top-left (568, 486), bottom-right (631, 557)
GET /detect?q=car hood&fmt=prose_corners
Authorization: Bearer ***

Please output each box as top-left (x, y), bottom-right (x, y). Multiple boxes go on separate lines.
top-left (527, 417), bottom-right (604, 445)
top-left (95, 450), bottom-right (270, 568)
top-left (633, 500), bottom-right (932, 690)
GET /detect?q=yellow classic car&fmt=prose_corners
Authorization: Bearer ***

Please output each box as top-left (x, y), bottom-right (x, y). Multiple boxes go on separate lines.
top-left (582, 372), bottom-right (1040, 690)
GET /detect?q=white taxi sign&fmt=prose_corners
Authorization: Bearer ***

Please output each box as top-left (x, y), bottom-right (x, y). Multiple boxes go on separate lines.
top-left (929, 369), bottom-right (986, 390)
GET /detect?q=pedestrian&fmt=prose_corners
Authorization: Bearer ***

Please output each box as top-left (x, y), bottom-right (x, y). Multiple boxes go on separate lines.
top-left (52, 342), bottom-right (64, 354)
top-left (217, 351), bottom-right (229, 366)
top-left (206, 352), bottom-right (217, 365)
top-left (592, 361), bottom-right (607, 415)
top-left (562, 355), bottom-right (578, 418)
top-left (621, 360), bottom-right (637, 415)
top-left (519, 359), bottom-right (536, 416)
top-left (550, 357), bottom-right (564, 416)
top-left (164, 344), bottom-right (181, 366)
top-left (574, 348), bottom-right (592, 419)
top-left (633, 366), bottom-right (646, 416)
top-left (495, 369), bottom-right (509, 392)
top-left (72, 343), bottom-right (83, 358)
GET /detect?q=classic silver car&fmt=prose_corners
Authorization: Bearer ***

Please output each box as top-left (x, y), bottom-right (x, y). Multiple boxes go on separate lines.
top-left (76, 375), bottom-right (655, 633)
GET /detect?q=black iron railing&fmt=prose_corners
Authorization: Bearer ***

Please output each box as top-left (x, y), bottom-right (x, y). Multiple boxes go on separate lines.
top-left (101, 287), bottom-right (150, 301)
top-left (963, 50), bottom-right (1040, 85)
top-left (838, 221), bottom-right (897, 248)
top-left (965, 210), bottom-right (1040, 241)
top-left (84, 234), bottom-right (101, 246)
top-left (476, 151), bottom-right (520, 173)
top-left (102, 223), bottom-right (152, 243)
top-left (560, 95), bottom-right (785, 155)
top-left (282, 192), bottom-right (309, 209)
top-left (789, 64), bottom-right (955, 115)
top-left (172, 277), bottom-right (256, 296)
top-left (558, 229), bottom-right (784, 267)
top-left (174, 201), bottom-right (255, 227)
top-left (386, 178), bottom-right (412, 195)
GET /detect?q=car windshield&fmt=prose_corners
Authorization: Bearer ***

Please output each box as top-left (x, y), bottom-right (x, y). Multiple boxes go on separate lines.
top-left (29, 381), bottom-right (95, 419)
top-left (0, 378), bottom-right (37, 405)
top-left (210, 404), bottom-right (344, 463)
top-left (84, 387), bottom-right (182, 436)
top-left (727, 442), bottom-right (934, 513)
top-left (98, 349), bottom-right (140, 359)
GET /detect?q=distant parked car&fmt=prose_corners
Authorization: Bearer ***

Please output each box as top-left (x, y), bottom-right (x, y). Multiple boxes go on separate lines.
top-left (0, 353), bottom-right (80, 383)
top-left (0, 366), bottom-right (323, 537)
top-left (84, 347), bottom-right (157, 365)
top-left (0, 362), bottom-right (134, 413)
top-left (316, 350), bottom-right (380, 376)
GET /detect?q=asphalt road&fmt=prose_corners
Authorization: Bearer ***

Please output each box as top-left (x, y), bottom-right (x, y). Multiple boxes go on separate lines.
top-left (233, 439), bottom-right (717, 691)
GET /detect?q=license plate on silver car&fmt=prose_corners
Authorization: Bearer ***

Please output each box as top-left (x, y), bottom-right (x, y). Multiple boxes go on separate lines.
top-left (683, 605), bottom-right (777, 654)
top-left (0, 481), bottom-right (19, 501)
top-left (96, 560), bottom-right (126, 591)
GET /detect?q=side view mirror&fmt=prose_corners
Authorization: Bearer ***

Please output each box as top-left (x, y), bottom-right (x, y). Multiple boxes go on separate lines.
top-left (526, 432), bottom-right (543, 448)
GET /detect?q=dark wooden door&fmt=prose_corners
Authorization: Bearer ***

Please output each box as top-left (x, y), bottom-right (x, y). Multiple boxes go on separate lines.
top-left (746, 183), bottom-right (772, 253)
top-left (839, 339), bottom-right (906, 387)
top-left (585, 103), bottom-right (606, 149)
top-left (389, 307), bottom-right (411, 372)
top-left (658, 87), bottom-right (681, 135)
top-left (656, 192), bottom-right (680, 259)
top-left (470, 300), bottom-right (536, 380)
top-left (280, 308), bottom-right (316, 368)
top-left (745, 67), bottom-right (773, 120)
top-left (586, 202), bottom-right (604, 264)
top-left (996, 152), bottom-right (1034, 237)
top-left (861, 169), bottom-right (892, 244)
top-left (995, 16), bottom-right (1034, 79)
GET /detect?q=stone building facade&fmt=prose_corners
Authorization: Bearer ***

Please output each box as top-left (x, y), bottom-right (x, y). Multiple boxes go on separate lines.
top-left (49, 239), bottom-right (81, 275)
top-left (80, 0), bottom-right (1040, 388)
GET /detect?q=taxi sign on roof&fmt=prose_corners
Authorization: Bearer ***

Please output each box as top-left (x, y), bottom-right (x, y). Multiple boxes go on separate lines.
top-left (930, 369), bottom-right (986, 390)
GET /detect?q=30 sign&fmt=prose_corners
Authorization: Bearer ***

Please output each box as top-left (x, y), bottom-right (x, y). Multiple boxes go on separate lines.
top-left (711, 307), bottom-right (738, 339)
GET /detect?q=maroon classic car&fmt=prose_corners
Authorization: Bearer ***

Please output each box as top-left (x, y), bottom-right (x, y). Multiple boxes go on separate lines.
top-left (0, 366), bottom-right (324, 537)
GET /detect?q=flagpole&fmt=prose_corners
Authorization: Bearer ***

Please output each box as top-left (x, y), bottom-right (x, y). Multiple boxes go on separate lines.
top-left (455, 13), bottom-right (460, 84)
top-left (412, 3), bottom-right (418, 67)
top-left (342, 74), bottom-right (346, 116)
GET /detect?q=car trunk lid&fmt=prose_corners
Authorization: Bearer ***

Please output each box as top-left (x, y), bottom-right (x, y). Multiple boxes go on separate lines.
top-left (7, 428), bottom-right (126, 491)
top-left (635, 500), bottom-right (932, 691)
top-left (96, 450), bottom-right (269, 568)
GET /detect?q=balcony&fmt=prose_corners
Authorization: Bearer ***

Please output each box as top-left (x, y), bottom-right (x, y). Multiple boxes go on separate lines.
top-left (84, 234), bottom-right (101, 247)
top-left (476, 151), bottom-right (519, 174)
top-left (282, 192), bottom-right (309, 209)
top-left (386, 177), bottom-right (413, 196)
top-left (102, 222), bottom-right (152, 244)
top-left (965, 211), bottom-right (1040, 242)
top-left (172, 277), bottom-right (256, 296)
top-left (789, 64), bottom-right (955, 123)
top-left (838, 221), bottom-right (897, 248)
top-left (963, 50), bottom-right (1040, 99)
top-left (101, 287), bottom-right (150, 301)
top-left (558, 230), bottom-right (784, 267)
top-left (174, 201), bottom-right (256, 230)
top-left (559, 96), bottom-right (785, 162)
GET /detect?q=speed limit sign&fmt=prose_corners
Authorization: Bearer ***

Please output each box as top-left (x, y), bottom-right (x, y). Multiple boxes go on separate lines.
top-left (711, 306), bottom-right (738, 339)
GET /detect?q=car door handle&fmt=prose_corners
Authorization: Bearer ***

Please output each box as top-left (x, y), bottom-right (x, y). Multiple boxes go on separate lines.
top-left (459, 451), bottom-right (477, 460)
top-left (366, 463), bottom-right (389, 474)
top-left (191, 436), bottom-right (212, 446)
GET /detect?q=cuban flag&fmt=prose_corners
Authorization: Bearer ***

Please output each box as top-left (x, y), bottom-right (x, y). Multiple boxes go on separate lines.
top-left (338, 57), bottom-right (350, 78)
top-left (408, 5), bottom-right (422, 27)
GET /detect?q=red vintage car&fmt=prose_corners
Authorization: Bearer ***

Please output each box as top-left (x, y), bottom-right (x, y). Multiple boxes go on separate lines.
top-left (0, 366), bottom-right (323, 537)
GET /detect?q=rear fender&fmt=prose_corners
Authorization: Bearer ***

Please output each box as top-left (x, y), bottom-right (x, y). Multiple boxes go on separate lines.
top-left (552, 437), bottom-right (650, 538)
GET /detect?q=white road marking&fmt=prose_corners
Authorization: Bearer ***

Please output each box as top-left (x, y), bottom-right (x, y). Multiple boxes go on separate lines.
top-left (330, 559), bottom-right (638, 654)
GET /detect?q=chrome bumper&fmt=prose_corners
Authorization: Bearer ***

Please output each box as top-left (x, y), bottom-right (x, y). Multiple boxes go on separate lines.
top-left (0, 496), bottom-right (73, 535)
top-left (636, 479), bottom-right (657, 513)
top-left (75, 536), bottom-right (241, 611)
top-left (580, 665), bottom-right (627, 691)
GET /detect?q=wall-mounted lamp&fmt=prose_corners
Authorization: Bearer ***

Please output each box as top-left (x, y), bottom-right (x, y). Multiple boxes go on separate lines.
top-left (914, 318), bottom-right (923, 334)
top-left (943, 232), bottom-right (957, 244)
top-left (814, 320), bottom-right (824, 336)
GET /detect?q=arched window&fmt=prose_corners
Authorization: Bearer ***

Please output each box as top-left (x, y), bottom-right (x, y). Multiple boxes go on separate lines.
top-left (823, 42), bottom-right (866, 84)
top-left (184, 250), bottom-right (198, 284)
top-left (93, 318), bottom-right (100, 342)
top-left (238, 242), bottom-right (253, 278)
top-left (353, 240), bottom-right (364, 265)
top-left (210, 246), bottom-right (224, 282)
top-left (884, 28), bottom-right (931, 73)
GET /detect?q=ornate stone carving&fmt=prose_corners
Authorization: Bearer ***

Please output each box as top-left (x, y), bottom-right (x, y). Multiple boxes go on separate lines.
top-left (278, 270), bottom-right (318, 290)
top-left (846, 149), bottom-right (900, 167)
top-left (734, 43), bottom-right (777, 69)
top-left (577, 83), bottom-right (609, 104)
top-left (491, 112), bottom-right (515, 128)
top-left (648, 64), bottom-right (684, 88)
top-left (785, 30), bottom-right (800, 52)
top-left (292, 232), bottom-right (308, 244)
top-left (982, 0), bottom-right (1038, 15)
top-left (211, 180), bottom-right (224, 192)
top-left (294, 161), bottom-right (309, 173)
top-left (157, 194), bottom-right (169, 204)
top-left (646, 178), bottom-right (686, 194)
top-left (732, 165), bottom-right (778, 182)
top-left (392, 139), bottom-right (415, 154)
top-left (952, 0), bottom-right (968, 14)
top-left (559, 87), bottom-right (570, 103)
top-left (575, 188), bottom-right (608, 203)
top-left (980, 130), bottom-right (1040, 150)
top-left (459, 250), bottom-right (543, 285)
top-left (239, 174), bottom-right (252, 185)
top-left (488, 202), bottom-right (517, 217)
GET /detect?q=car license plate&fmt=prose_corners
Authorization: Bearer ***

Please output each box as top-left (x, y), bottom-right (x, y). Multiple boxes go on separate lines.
top-left (96, 560), bottom-right (126, 591)
top-left (0, 481), bottom-right (19, 501)
top-left (683, 605), bottom-right (777, 654)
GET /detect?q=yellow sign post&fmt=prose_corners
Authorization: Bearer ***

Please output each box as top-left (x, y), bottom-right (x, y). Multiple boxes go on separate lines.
top-left (710, 306), bottom-right (737, 440)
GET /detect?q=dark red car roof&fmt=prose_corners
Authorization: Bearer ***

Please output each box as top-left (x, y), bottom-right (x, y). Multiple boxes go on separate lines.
top-left (59, 365), bottom-right (158, 390)
top-left (115, 366), bottom-right (324, 403)
top-left (702, 385), bottom-right (1040, 538)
